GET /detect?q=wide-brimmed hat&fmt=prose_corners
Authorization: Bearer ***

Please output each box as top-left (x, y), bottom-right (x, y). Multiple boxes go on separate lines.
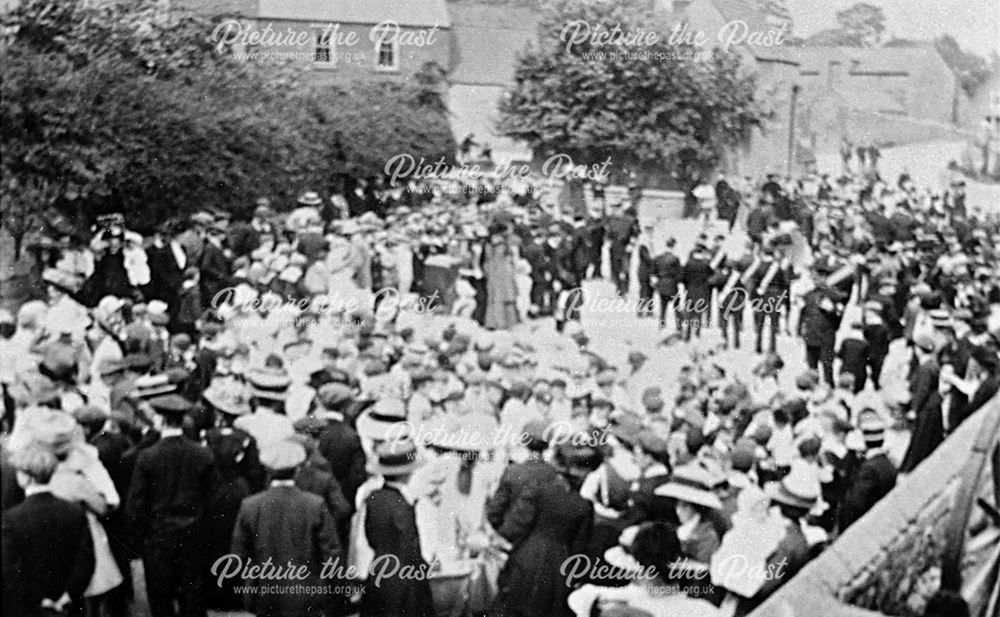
top-left (202, 377), bottom-right (251, 416)
top-left (356, 397), bottom-right (409, 441)
top-left (42, 268), bottom-right (81, 294)
top-left (654, 464), bottom-right (724, 510)
top-left (12, 407), bottom-right (80, 456)
top-left (297, 191), bottom-right (323, 206)
top-left (765, 467), bottom-right (821, 510)
top-left (857, 408), bottom-right (886, 446)
top-left (133, 374), bottom-right (177, 399)
top-left (372, 438), bottom-right (422, 476)
top-left (247, 366), bottom-right (291, 401)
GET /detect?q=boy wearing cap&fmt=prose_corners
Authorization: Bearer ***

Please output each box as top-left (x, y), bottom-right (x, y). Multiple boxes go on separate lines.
top-left (839, 409), bottom-right (897, 531)
top-left (233, 439), bottom-right (342, 617)
top-left (126, 394), bottom-right (217, 617)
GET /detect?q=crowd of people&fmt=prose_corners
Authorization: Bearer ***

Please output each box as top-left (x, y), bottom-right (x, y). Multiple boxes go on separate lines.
top-left (1, 164), bottom-right (997, 617)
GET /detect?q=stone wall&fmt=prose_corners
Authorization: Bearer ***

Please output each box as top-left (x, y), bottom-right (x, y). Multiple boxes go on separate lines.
top-left (750, 393), bottom-right (1000, 617)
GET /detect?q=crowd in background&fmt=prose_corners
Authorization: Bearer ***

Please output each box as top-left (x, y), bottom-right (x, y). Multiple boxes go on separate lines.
top-left (1, 165), bottom-right (997, 617)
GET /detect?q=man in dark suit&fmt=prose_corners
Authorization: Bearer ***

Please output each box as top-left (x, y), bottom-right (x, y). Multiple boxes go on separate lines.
top-left (198, 223), bottom-right (232, 311)
top-left (522, 230), bottom-right (554, 317)
top-left (652, 238), bottom-right (683, 331)
top-left (909, 335), bottom-right (940, 424)
top-left (127, 394), bottom-right (218, 617)
top-left (680, 245), bottom-right (714, 341)
top-left (839, 410), bottom-right (897, 531)
top-left (604, 202), bottom-right (639, 297)
top-left (750, 248), bottom-right (790, 354)
top-left (569, 217), bottom-right (593, 284)
top-left (363, 440), bottom-right (435, 617)
top-left (487, 423), bottom-right (593, 617)
top-left (585, 213), bottom-right (605, 279)
top-left (799, 267), bottom-right (846, 386)
top-left (636, 229), bottom-right (656, 318)
top-left (146, 220), bottom-right (187, 310)
top-left (315, 384), bottom-right (367, 543)
top-left (486, 420), bottom-right (560, 542)
top-left (232, 440), bottom-right (341, 617)
top-left (3, 445), bottom-right (95, 617)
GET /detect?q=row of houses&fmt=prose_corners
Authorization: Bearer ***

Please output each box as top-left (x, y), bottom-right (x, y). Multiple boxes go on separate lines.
top-left (167, 0), bottom-right (1000, 176)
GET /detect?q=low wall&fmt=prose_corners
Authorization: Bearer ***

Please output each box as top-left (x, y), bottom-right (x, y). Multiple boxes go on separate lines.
top-left (750, 393), bottom-right (1000, 617)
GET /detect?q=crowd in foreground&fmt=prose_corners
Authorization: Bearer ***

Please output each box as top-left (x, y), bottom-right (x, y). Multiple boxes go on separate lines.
top-left (1, 167), bottom-right (998, 617)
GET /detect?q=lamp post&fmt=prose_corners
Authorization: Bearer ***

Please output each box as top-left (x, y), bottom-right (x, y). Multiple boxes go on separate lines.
top-left (786, 84), bottom-right (800, 178)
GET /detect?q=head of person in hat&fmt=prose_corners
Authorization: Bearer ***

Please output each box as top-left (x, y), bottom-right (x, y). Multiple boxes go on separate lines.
top-left (259, 439), bottom-right (308, 481)
top-left (765, 465), bottom-right (820, 521)
top-left (147, 393), bottom-right (194, 429)
top-left (372, 437), bottom-right (423, 482)
top-left (9, 407), bottom-right (82, 459)
top-left (655, 464), bottom-right (724, 561)
top-left (203, 377), bottom-right (251, 420)
top-left (356, 396), bottom-right (409, 442)
top-left (247, 362), bottom-right (291, 412)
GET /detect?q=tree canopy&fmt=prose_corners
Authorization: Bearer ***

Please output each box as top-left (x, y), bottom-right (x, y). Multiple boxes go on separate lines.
top-left (497, 0), bottom-right (764, 188)
top-left (1, 0), bottom-right (454, 249)
top-left (804, 2), bottom-right (886, 48)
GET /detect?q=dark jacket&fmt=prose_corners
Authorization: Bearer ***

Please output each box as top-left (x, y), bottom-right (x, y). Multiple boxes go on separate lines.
top-left (900, 391), bottom-right (944, 473)
top-left (145, 243), bottom-right (185, 305)
top-left (234, 484), bottom-right (341, 617)
top-left (317, 419), bottom-right (367, 509)
top-left (839, 452), bottom-right (897, 530)
top-left (486, 458), bottom-right (560, 544)
top-left (2, 492), bottom-right (95, 616)
top-left (682, 257), bottom-right (715, 306)
top-left (199, 242), bottom-right (232, 310)
top-left (491, 473), bottom-right (593, 617)
top-left (362, 485), bottom-right (435, 617)
top-left (799, 287), bottom-right (843, 347)
top-left (652, 252), bottom-right (682, 297)
top-left (126, 433), bottom-right (217, 543)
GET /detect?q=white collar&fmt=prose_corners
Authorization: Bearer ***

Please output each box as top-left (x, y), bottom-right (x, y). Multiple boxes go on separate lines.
top-left (642, 462), bottom-right (669, 478)
top-left (24, 485), bottom-right (53, 497)
top-left (317, 409), bottom-right (345, 422)
top-left (270, 479), bottom-right (296, 487)
top-left (161, 427), bottom-right (184, 438)
top-left (677, 514), bottom-right (700, 540)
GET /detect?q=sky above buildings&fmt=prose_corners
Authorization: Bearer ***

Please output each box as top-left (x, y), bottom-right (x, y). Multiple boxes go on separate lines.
top-left (788, 0), bottom-right (1000, 57)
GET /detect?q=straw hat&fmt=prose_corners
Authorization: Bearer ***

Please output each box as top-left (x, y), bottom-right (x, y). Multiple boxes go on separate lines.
top-left (765, 466), bottom-right (821, 510)
top-left (356, 397), bottom-right (409, 441)
top-left (247, 366), bottom-right (291, 401)
top-left (202, 377), bottom-right (251, 416)
top-left (371, 438), bottom-right (422, 476)
top-left (654, 464), bottom-right (724, 510)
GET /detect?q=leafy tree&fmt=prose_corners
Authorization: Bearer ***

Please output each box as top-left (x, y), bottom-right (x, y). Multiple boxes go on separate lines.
top-left (806, 2), bottom-right (886, 47)
top-left (1, 0), bottom-right (454, 252)
top-left (497, 0), bottom-right (764, 189)
top-left (934, 35), bottom-right (995, 96)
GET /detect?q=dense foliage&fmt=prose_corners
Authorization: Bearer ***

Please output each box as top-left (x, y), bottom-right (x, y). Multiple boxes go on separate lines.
top-left (1, 0), bottom-right (455, 249)
top-left (497, 0), bottom-right (764, 188)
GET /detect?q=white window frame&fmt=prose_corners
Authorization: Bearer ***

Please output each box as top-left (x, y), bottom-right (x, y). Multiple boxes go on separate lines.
top-left (313, 26), bottom-right (337, 68)
top-left (374, 36), bottom-right (399, 72)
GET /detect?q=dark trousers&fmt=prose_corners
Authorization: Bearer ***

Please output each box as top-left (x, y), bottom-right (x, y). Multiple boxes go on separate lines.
top-left (720, 309), bottom-right (743, 348)
top-left (754, 310), bottom-right (780, 353)
top-left (530, 280), bottom-right (552, 316)
top-left (806, 343), bottom-right (836, 386)
top-left (589, 244), bottom-right (603, 278)
top-left (609, 248), bottom-right (629, 296)
top-left (658, 293), bottom-right (678, 330)
top-left (638, 281), bottom-right (655, 317)
top-left (683, 310), bottom-right (707, 341)
top-left (868, 354), bottom-right (886, 389)
top-left (143, 534), bottom-right (206, 617)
